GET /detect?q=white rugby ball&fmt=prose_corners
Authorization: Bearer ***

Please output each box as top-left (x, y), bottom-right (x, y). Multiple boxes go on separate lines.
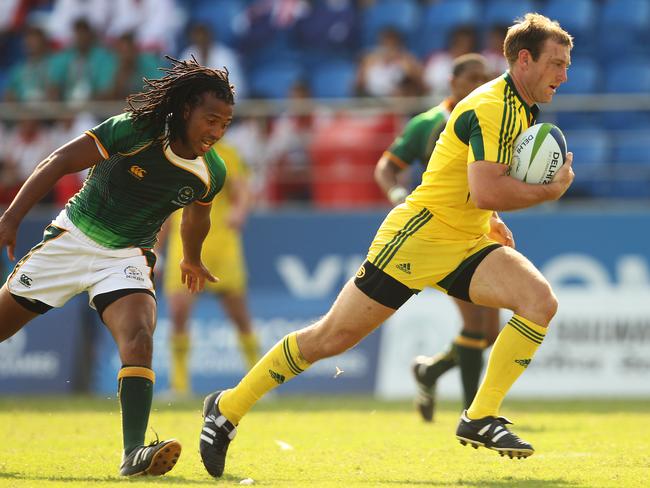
top-left (509, 123), bottom-right (567, 184)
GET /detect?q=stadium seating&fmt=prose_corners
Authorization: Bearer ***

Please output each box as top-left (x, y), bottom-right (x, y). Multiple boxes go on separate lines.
top-left (597, 0), bottom-right (650, 60)
top-left (604, 130), bottom-right (650, 197)
top-left (414, 0), bottom-right (479, 56)
top-left (604, 59), bottom-right (650, 94)
top-left (361, 0), bottom-right (419, 47)
top-left (542, 0), bottom-right (597, 56)
top-left (560, 57), bottom-right (601, 94)
top-left (189, 0), bottom-right (246, 48)
top-left (309, 60), bottom-right (357, 99)
top-left (613, 131), bottom-right (650, 166)
top-left (483, 0), bottom-right (537, 27)
top-left (248, 61), bottom-right (303, 99)
top-left (564, 129), bottom-right (611, 197)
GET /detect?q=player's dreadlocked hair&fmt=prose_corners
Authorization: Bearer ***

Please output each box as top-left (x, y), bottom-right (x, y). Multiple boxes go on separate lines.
top-left (126, 56), bottom-right (235, 146)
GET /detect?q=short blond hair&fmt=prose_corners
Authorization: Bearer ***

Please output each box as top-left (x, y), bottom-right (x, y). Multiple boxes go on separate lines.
top-left (503, 13), bottom-right (573, 65)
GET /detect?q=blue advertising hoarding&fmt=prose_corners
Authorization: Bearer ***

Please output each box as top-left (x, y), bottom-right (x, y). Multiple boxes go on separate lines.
top-left (3, 207), bottom-right (650, 397)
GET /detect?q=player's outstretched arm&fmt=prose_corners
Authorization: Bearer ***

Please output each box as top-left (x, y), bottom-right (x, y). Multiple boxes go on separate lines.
top-left (375, 154), bottom-right (409, 205)
top-left (179, 202), bottom-right (217, 293)
top-left (468, 152), bottom-right (574, 211)
top-left (0, 134), bottom-right (104, 260)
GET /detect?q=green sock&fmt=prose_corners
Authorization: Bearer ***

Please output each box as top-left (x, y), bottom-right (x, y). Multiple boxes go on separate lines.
top-left (455, 330), bottom-right (487, 409)
top-left (421, 343), bottom-right (458, 385)
top-left (118, 366), bottom-right (155, 455)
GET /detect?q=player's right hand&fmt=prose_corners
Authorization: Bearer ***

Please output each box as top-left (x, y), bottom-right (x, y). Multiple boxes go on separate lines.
top-left (549, 151), bottom-right (574, 200)
top-left (0, 213), bottom-right (19, 261)
top-left (180, 259), bottom-right (218, 293)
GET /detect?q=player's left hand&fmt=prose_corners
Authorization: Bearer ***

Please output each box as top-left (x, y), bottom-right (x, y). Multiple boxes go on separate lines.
top-left (180, 259), bottom-right (218, 293)
top-left (488, 215), bottom-right (515, 248)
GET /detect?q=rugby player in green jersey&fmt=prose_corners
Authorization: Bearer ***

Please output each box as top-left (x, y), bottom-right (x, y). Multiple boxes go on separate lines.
top-left (0, 57), bottom-right (234, 477)
top-left (375, 54), bottom-right (513, 422)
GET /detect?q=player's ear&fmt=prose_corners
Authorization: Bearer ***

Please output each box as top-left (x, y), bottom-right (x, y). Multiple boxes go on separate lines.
top-left (183, 103), bottom-right (191, 120)
top-left (518, 49), bottom-right (531, 67)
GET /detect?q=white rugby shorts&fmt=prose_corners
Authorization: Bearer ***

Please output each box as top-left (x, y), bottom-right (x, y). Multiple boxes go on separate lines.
top-left (6, 210), bottom-right (155, 309)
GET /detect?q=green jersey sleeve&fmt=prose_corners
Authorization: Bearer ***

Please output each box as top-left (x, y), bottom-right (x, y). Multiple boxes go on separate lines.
top-left (388, 109), bottom-right (447, 166)
top-left (86, 113), bottom-right (154, 159)
top-left (197, 149), bottom-right (227, 204)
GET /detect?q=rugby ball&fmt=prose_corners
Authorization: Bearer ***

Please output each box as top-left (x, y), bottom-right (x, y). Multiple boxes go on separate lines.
top-left (509, 123), bottom-right (567, 184)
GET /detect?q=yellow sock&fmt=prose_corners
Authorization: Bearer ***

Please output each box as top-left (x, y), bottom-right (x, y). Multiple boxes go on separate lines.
top-left (238, 331), bottom-right (261, 370)
top-left (220, 332), bottom-right (311, 424)
top-left (467, 314), bottom-right (546, 419)
top-left (170, 332), bottom-right (190, 395)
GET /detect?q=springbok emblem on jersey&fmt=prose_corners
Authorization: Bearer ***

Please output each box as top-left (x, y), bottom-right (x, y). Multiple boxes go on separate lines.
top-left (177, 186), bottom-right (195, 205)
top-left (129, 165), bottom-right (147, 179)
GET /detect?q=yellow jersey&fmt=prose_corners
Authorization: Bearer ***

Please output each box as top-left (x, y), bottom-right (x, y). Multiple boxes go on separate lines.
top-left (407, 72), bottom-right (539, 237)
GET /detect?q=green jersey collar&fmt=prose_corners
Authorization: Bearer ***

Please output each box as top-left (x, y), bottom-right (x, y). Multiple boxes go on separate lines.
top-left (503, 72), bottom-right (540, 122)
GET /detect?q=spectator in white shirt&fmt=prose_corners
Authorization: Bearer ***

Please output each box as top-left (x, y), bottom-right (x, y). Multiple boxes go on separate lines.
top-left (179, 23), bottom-right (247, 99)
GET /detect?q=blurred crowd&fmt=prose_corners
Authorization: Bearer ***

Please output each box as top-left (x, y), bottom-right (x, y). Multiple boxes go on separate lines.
top-left (1, 0), bottom-right (648, 206)
top-left (0, 0), bottom-right (510, 207)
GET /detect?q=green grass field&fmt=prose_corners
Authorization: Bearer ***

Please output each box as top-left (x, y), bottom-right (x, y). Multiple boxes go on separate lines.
top-left (0, 396), bottom-right (648, 487)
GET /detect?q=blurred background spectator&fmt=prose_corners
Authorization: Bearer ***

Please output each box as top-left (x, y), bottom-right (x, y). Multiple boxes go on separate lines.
top-left (264, 80), bottom-right (319, 205)
top-left (46, 0), bottom-right (110, 47)
top-left (101, 32), bottom-right (160, 101)
top-left (103, 0), bottom-right (185, 54)
top-left (4, 23), bottom-right (51, 103)
top-left (47, 18), bottom-right (115, 102)
top-left (0, 119), bottom-right (54, 202)
top-left (179, 23), bottom-right (247, 99)
top-left (0, 0), bottom-right (649, 205)
top-left (481, 24), bottom-right (510, 78)
top-left (355, 27), bottom-right (424, 97)
top-left (424, 25), bottom-right (478, 99)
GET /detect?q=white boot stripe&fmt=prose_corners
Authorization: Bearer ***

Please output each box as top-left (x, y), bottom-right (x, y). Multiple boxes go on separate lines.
top-left (478, 425), bottom-right (490, 436)
top-left (203, 426), bottom-right (217, 436)
top-left (200, 434), bottom-right (214, 445)
top-left (132, 449), bottom-right (143, 466)
top-left (492, 431), bottom-right (509, 442)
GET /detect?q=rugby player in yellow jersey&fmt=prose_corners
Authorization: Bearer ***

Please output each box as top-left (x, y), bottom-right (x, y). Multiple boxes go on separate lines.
top-left (199, 14), bottom-right (575, 477)
top-left (161, 140), bottom-right (260, 397)
top-left (375, 53), bottom-right (509, 422)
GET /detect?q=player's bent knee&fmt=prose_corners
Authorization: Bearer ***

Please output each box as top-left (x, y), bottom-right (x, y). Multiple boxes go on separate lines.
top-left (319, 328), bottom-right (361, 358)
top-left (517, 285), bottom-right (558, 326)
top-left (302, 320), bottom-right (363, 361)
top-left (120, 326), bottom-right (154, 362)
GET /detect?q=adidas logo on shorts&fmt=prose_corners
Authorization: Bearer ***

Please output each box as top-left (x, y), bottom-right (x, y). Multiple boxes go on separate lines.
top-left (395, 263), bottom-right (412, 274)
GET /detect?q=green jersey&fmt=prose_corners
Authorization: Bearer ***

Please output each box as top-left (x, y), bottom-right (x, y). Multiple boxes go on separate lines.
top-left (66, 113), bottom-right (226, 249)
top-left (385, 100), bottom-right (453, 168)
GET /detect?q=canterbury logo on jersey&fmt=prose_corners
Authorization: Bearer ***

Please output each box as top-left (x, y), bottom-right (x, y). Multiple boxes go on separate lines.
top-left (269, 369), bottom-right (285, 384)
top-left (515, 358), bottom-right (531, 368)
top-left (19, 273), bottom-right (32, 287)
top-left (129, 165), bottom-right (147, 179)
top-left (395, 262), bottom-right (411, 274)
